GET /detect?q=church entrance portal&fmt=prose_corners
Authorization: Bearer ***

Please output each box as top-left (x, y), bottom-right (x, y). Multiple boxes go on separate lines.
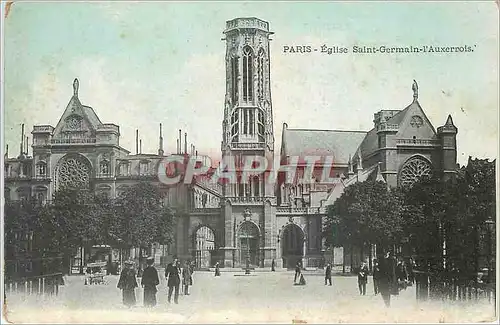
top-left (238, 221), bottom-right (260, 267)
top-left (282, 224), bottom-right (304, 269)
top-left (194, 226), bottom-right (215, 269)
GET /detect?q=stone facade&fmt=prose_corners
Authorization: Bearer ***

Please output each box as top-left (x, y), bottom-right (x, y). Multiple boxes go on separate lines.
top-left (4, 18), bottom-right (458, 273)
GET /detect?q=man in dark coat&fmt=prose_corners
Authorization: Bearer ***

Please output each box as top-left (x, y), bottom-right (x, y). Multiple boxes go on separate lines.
top-left (358, 262), bottom-right (369, 295)
top-left (117, 260), bottom-right (138, 308)
top-left (377, 252), bottom-right (397, 307)
top-left (271, 259), bottom-right (276, 272)
top-left (165, 258), bottom-right (181, 304)
top-left (372, 258), bottom-right (381, 295)
top-left (214, 262), bottom-right (221, 276)
top-left (141, 257), bottom-right (159, 307)
top-left (325, 263), bottom-right (332, 286)
top-left (294, 261), bottom-right (301, 284)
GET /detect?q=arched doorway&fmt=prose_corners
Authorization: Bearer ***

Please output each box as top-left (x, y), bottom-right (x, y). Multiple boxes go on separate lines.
top-left (194, 226), bottom-right (215, 268)
top-left (282, 224), bottom-right (304, 269)
top-left (238, 221), bottom-right (260, 267)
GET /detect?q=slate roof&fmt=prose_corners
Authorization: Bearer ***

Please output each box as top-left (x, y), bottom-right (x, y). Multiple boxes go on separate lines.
top-left (282, 128), bottom-right (367, 165)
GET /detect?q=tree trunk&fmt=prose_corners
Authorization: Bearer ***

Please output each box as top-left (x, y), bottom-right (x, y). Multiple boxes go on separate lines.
top-left (368, 243), bottom-right (373, 272)
top-left (350, 243), bottom-right (354, 273)
top-left (342, 246), bottom-right (346, 274)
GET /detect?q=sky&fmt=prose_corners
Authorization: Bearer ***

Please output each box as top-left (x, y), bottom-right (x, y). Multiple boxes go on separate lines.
top-left (3, 1), bottom-right (499, 166)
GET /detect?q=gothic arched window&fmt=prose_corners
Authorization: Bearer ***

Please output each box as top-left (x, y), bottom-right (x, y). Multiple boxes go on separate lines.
top-left (257, 110), bottom-right (265, 142)
top-left (36, 161), bottom-right (47, 178)
top-left (257, 49), bottom-right (265, 101)
top-left (100, 159), bottom-right (110, 175)
top-left (231, 56), bottom-right (239, 104)
top-left (57, 155), bottom-right (91, 189)
top-left (399, 156), bottom-right (432, 188)
top-left (231, 110), bottom-right (239, 141)
top-left (242, 46), bottom-right (253, 102)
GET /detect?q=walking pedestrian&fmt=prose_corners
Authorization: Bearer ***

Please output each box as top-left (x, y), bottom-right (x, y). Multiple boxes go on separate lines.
top-left (165, 258), bottom-right (181, 304)
top-left (372, 258), bottom-right (380, 295)
top-left (294, 261), bottom-right (301, 284)
top-left (271, 259), bottom-right (276, 272)
top-left (214, 261), bottom-right (221, 276)
top-left (358, 262), bottom-right (368, 295)
top-left (117, 260), bottom-right (138, 308)
top-left (182, 261), bottom-right (193, 295)
top-left (325, 263), bottom-right (332, 286)
top-left (377, 252), bottom-right (397, 307)
top-left (141, 257), bottom-right (159, 307)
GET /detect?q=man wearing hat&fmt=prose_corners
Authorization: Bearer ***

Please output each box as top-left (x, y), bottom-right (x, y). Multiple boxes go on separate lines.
top-left (141, 257), bottom-right (159, 307)
top-left (165, 257), bottom-right (181, 304)
top-left (117, 260), bottom-right (138, 307)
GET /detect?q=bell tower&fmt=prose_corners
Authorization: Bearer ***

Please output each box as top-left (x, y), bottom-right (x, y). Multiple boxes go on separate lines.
top-left (220, 18), bottom-right (278, 269)
top-left (221, 17), bottom-right (275, 197)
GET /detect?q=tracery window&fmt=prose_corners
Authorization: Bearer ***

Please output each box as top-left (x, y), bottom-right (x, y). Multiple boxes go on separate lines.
top-left (231, 57), bottom-right (239, 104)
top-left (231, 110), bottom-right (239, 141)
top-left (257, 49), bottom-right (265, 101)
top-left (257, 110), bottom-right (265, 142)
top-left (36, 161), bottom-right (47, 177)
top-left (100, 160), bottom-right (110, 175)
top-left (399, 156), bottom-right (432, 188)
top-left (57, 155), bottom-right (90, 189)
top-left (242, 46), bottom-right (253, 102)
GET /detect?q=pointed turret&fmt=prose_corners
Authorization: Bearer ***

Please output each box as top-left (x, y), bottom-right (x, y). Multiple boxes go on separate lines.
top-left (438, 114), bottom-right (458, 181)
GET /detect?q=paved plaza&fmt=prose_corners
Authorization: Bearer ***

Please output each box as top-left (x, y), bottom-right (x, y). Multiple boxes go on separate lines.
top-left (5, 271), bottom-right (496, 323)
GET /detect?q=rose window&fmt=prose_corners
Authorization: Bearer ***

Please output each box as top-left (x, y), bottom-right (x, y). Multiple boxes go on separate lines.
top-left (58, 156), bottom-right (90, 189)
top-left (399, 157), bottom-right (432, 188)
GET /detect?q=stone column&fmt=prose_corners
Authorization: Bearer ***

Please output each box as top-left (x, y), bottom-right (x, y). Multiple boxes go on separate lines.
top-left (262, 199), bottom-right (276, 268)
top-left (220, 201), bottom-right (236, 268)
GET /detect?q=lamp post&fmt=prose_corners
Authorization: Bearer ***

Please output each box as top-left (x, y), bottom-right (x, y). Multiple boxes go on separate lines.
top-left (245, 235), bottom-right (251, 275)
top-left (485, 216), bottom-right (495, 304)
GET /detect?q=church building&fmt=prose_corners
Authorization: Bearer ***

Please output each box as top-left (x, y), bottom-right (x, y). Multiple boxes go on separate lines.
top-left (4, 17), bottom-right (458, 274)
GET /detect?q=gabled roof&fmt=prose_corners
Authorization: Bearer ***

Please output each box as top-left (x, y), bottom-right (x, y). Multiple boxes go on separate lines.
top-left (282, 128), bottom-right (367, 165)
top-left (52, 79), bottom-right (104, 137)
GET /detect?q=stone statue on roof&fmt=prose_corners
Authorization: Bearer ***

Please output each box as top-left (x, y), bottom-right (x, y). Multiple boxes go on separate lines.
top-left (412, 79), bottom-right (418, 99)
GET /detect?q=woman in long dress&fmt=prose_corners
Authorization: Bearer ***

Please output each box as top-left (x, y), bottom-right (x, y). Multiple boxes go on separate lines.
top-left (182, 261), bottom-right (193, 295)
top-left (117, 261), bottom-right (138, 307)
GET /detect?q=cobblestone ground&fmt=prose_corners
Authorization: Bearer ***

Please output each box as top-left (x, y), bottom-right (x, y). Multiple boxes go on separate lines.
top-left (4, 271), bottom-right (496, 323)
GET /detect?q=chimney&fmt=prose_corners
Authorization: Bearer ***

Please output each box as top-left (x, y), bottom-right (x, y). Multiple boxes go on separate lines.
top-left (184, 132), bottom-right (187, 154)
top-left (5, 144), bottom-right (8, 159)
top-left (25, 136), bottom-right (29, 155)
top-left (136, 129), bottom-right (139, 155)
top-left (19, 123), bottom-right (24, 156)
top-left (158, 123), bottom-right (164, 156)
top-left (178, 129), bottom-right (182, 155)
top-left (177, 139), bottom-right (179, 155)
top-left (139, 139), bottom-right (142, 154)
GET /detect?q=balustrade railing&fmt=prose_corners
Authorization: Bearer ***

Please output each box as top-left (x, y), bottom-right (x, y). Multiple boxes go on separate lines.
top-left (397, 139), bottom-right (441, 146)
top-left (276, 206), bottom-right (327, 214)
top-left (4, 273), bottom-right (65, 297)
top-left (51, 138), bottom-right (97, 144)
top-left (414, 269), bottom-right (495, 303)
